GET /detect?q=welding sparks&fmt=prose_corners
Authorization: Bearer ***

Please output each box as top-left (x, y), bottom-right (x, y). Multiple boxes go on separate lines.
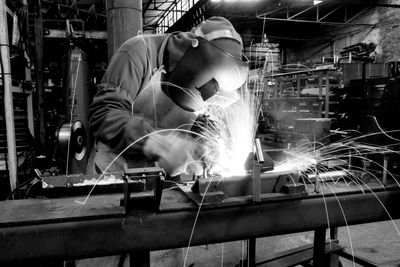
top-left (198, 86), bottom-right (261, 177)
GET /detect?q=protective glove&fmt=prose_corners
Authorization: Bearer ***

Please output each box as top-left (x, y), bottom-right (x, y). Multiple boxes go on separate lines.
top-left (143, 132), bottom-right (206, 177)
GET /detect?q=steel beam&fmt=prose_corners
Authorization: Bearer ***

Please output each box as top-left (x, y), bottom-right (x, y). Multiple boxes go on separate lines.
top-left (257, 17), bottom-right (375, 27)
top-left (0, 189), bottom-right (399, 263)
top-left (43, 29), bottom-right (107, 39)
top-left (318, 3), bottom-right (344, 22)
top-left (288, 5), bottom-right (316, 20)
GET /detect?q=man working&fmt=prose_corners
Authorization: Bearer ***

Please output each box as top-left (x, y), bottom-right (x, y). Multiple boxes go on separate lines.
top-left (88, 16), bottom-right (248, 182)
top-left (85, 16), bottom-right (249, 266)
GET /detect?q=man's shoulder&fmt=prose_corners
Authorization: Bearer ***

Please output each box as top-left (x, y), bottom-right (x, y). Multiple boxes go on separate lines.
top-left (118, 34), bottom-right (168, 55)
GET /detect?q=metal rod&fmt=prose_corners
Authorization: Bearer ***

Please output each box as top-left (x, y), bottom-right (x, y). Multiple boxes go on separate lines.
top-left (0, 0), bottom-right (18, 192)
top-left (325, 74), bottom-right (329, 118)
top-left (313, 228), bottom-right (327, 267)
top-left (248, 238), bottom-right (256, 267)
top-left (259, 16), bottom-right (374, 27)
top-left (383, 156), bottom-right (388, 186)
top-left (318, 3), bottom-right (344, 21)
top-left (288, 5), bottom-right (315, 20)
top-left (255, 138), bottom-right (264, 163)
top-left (129, 251), bottom-right (150, 267)
top-left (34, 0), bottom-right (46, 154)
top-left (345, 5), bottom-right (373, 24)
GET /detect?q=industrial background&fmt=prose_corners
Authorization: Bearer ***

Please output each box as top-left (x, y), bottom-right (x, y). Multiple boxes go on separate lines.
top-left (1, 0), bottom-right (400, 266)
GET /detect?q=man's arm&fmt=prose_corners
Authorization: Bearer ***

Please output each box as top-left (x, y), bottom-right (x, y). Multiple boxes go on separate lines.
top-left (89, 46), bottom-right (154, 154)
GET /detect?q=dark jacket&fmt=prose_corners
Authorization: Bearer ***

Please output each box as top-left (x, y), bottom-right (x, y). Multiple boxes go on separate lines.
top-left (88, 33), bottom-right (197, 173)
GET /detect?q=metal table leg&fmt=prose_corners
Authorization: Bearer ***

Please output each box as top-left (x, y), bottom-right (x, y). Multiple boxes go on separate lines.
top-left (129, 251), bottom-right (150, 267)
top-left (313, 228), bottom-right (327, 267)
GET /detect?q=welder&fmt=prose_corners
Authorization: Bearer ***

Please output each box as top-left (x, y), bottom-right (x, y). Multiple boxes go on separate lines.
top-left (87, 16), bottom-right (249, 179)
top-left (85, 16), bottom-right (248, 267)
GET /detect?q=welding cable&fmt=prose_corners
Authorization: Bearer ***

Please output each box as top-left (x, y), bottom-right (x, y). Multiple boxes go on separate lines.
top-left (5, 176), bottom-right (38, 200)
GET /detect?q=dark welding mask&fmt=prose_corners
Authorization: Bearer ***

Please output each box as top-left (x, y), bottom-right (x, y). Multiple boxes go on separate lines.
top-left (162, 37), bottom-right (249, 112)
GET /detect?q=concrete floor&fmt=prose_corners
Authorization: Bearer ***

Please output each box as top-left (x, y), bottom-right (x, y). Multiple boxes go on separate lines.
top-left (178, 219), bottom-right (400, 267)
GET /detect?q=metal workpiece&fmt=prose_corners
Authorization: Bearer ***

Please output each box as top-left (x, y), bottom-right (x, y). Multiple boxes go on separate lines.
top-left (188, 170), bottom-right (303, 206)
top-left (0, 188), bottom-right (399, 263)
top-left (122, 164), bottom-right (165, 212)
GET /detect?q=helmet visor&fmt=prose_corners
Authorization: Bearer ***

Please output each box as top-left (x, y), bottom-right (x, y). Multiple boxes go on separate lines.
top-left (162, 37), bottom-right (249, 112)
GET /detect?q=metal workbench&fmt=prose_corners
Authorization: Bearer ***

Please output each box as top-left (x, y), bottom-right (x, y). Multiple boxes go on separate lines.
top-left (0, 186), bottom-right (399, 265)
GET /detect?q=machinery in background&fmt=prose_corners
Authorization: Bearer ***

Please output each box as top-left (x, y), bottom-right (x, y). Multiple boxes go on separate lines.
top-left (37, 19), bottom-right (107, 177)
top-left (257, 61), bottom-right (400, 183)
top-left (57, 46), bottom-right (92, 175)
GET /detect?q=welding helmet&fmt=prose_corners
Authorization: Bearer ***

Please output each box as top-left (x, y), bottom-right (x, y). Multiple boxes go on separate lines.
top-left (162, 17), bottom-right (249, 112)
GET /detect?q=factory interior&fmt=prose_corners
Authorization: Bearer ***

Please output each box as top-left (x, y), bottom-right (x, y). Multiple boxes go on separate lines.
top-left (1, 0), bottom-right (400, 266)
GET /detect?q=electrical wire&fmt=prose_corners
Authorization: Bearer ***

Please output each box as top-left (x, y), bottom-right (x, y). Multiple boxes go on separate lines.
top-left (6, 176), bottom-right (38, 200)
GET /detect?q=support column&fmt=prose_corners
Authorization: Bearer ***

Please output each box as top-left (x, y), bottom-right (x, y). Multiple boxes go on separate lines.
top-left (313, 228), bottom-right (327, 267)
top-left (0, 0), bottom-right (18, 192)
top-left (33, 0), bottom-right (45, 153)
top-left (106, 0), bottom-right (142, 60)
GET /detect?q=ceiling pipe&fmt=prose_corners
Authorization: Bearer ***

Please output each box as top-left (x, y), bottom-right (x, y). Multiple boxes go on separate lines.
top-left (106, 0), bottom-right (143, 61)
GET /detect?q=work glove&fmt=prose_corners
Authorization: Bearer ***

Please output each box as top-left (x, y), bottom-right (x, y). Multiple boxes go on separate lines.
top-left (143, 132), bottom-right (206, 177)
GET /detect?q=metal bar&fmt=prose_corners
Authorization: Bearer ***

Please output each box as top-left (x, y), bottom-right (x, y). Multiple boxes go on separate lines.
top-left (252, 163), bottom-right (261, 202)
top-left (318, 75), bottom-right (323, 118)
top-left (248, 238), bottom-right (256, 267)
top-left (143, 0), bottom-right (153, 16)
top-left (345, 5), bottom-right (373, 24)
top-left (0, 0), bottom-right (18, 192)
top-left (256, 7), bottom-right (284, 18)
top-left (43, 29), bottom-right (107, 39)
top-left (41, 0), bottom-right (106, 18)
top-left (383, 156), bottom-right (388, 186)
top-left (130, 251), bottom-right (150, 267)
top-left (318, 4), bottom-right (344, 22)
top-left (313, 228), bottom-right (326, 267)
top-left (374, 3), bottom-right (400, 8)
top-left (336, 250), bottom-right (379, 267)
top-left (328, 227), bottom-right (340, 266)
top-left (261, 16), bottom-right (375, 27)
top-left (0, 189), bottom-right (400, 263)
top-left (325, 74), bottom-right (329, 118)
top-left (33, 0), bottom-right (46, 154)
top-left (288, 5), bottom-right (315, 20)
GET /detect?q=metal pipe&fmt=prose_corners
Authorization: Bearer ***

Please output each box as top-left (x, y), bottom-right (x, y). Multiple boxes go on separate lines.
top-left (0, 0), bottom-right (17, 192)
top-left (106, 0), bottom-right (142, 60)
top-left (257, 17), bottom-right (375, 27)
top-left (0, 189), bottom-right (399, 263)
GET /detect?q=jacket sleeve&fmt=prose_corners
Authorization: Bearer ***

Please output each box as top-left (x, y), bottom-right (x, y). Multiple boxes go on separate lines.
top-left (89, 48), bottom-right (154, 155)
